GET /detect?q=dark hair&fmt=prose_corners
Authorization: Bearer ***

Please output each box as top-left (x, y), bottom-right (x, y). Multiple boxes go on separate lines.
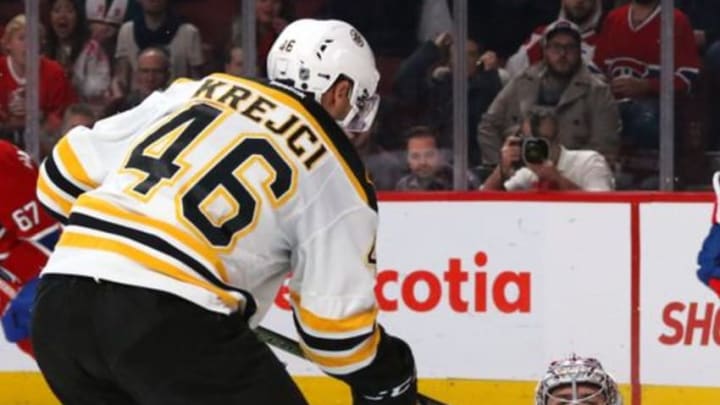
top-left (137, 46), bottom-right (172, 77)
top-left (63, 102), bottom-right (95, 121)
top-left (138, 46), bottom-right (171, 62)
top-left (545, 28), bottom-right (581, 45)
top-left (525, 106), bottom-right (558, 138)
top-left (403, 125), bottom-right (438, 146)
top-left (44, 0), bottom-right (89, 67)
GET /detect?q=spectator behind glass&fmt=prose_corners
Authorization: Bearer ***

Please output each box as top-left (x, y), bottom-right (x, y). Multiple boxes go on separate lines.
top-left (46, 0), bottom-right (113, 117)
top-left (675, 0), bottom-right (720, 150)
top-left (593, 1), bottom-right (699, 150)
top-left (223, 45), bottom-right (243, 77)
top-left (45, 0), bottom-right (89, 72)
top-left (395, 126), bottom-right (480, 191)
top-left (59, 102), bottom-right (96, 134)
top-left (40, 102), bottom-right (96, 160)
top-left (348, 119), bottom-right (406, 192)
top-left (478, 20), bottom-right (620, 168)
top-left (393, 32), bottom-right (503, 167)
top-left (674, 0), bottom-right (720, 60)
top-left (0, 14), bottom-right (78, 143)
top-left (482, 107), bottom-right (614, 191)
top-left (231, 0), bottom-right (292, 77)
top-left (107, 46), bottom-right (169, 114)
top-left (113, 0), bottom-right (203, 98)
top-left (501, 0), bottom-right (605, 79)
top-left (85, 0), bottom-right (134, 56)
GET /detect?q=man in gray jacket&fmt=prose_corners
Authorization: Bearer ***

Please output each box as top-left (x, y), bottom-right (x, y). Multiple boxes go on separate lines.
top-left (477, 20), bottom-right (620, 167)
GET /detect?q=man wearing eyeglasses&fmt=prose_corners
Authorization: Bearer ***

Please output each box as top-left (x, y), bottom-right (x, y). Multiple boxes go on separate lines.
top-left (477, 20), bottom-right (620, 171)
top-left (503, 0), bottom-right (605, 79)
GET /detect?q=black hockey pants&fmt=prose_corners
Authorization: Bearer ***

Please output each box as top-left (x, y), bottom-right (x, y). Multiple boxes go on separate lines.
top-left (32, 274), bottom-right (308, 405)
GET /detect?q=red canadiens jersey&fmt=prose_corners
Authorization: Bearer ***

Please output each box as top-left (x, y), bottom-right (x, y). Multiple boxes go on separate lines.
top-left (0, 56), bottom-right (78, 125)
top-left (593, 5), bottom-right (700, 95)
top-left (0, 140), bottom-right (60, 290)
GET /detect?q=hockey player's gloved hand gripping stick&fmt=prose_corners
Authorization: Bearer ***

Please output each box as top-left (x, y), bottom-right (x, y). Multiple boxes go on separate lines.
top-left (255, 326), bottom-right (448, 405)
top-left (698, 172), bottom-right (720, 297)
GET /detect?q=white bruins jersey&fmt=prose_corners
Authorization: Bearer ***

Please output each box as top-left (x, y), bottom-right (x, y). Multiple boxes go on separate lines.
top-left (37, 74), bottom-right (381, 375)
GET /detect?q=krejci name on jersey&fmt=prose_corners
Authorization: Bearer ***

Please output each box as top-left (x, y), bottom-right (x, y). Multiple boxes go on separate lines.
top-left (192, 78), bottom-right (328, 171)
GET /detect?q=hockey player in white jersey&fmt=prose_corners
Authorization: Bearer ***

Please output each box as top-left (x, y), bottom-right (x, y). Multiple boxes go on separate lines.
top-left (32, 19), bottom-right (418, 404)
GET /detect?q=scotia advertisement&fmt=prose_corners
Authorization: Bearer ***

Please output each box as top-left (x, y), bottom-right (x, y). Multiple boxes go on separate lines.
top-left (3, 197), bottom-right (720, 405)
top-left (262, 201), bottom-right (632, 383)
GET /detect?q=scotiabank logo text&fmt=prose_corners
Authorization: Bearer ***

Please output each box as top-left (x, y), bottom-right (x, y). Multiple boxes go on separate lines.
top-left (659, 302), bottom-right (720, 346)
top-left (274, 251), bottom-right (531, 313)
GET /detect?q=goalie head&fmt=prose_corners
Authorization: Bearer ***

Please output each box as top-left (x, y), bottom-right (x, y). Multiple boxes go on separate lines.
top-left (535, 354), bottom-right (622, 405)
top-left (266, 18), bottom-right (380, 133)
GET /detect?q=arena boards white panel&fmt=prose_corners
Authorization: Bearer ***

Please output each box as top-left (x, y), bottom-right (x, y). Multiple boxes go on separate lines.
top-left (0, 339), bottom-right (35, 371)
top-left (10, 199), bottom-right (720, 396)
top-left (640, 202), bottom-right (720, 387)
top-left (5, 197), bottom-right (720, 404)
top-left (262, 201), bottom-right (632, 383)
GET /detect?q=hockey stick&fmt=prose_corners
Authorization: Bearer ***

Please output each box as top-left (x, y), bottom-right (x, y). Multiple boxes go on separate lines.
top-left (255, 326), bottom-right (449, 405)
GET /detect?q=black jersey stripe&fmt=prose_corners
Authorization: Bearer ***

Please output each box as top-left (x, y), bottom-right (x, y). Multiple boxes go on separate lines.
top-left (44, 154), bottom-right (86, 198)
top-left (38, 200), bottom-right (69, 225)
top-left (292, 311), bottom-right (376, 352)
top-left (263, 79), bottom-right (378, 212)
top-left (68, 212), bottom-right (257, 319)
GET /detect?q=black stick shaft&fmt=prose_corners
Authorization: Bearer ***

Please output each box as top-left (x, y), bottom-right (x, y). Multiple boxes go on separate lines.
top-left (255, 326), bottom-right (449, 405)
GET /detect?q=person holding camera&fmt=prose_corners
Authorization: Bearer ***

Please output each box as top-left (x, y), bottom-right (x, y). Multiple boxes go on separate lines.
top-left (481, 107), bottom-right (614, 191)
top-left (477, 20), bottom-right (620, 169)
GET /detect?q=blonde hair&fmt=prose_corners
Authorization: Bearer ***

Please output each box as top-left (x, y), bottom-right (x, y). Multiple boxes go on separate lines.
top-left (2, 14), bottom-right (26, 50)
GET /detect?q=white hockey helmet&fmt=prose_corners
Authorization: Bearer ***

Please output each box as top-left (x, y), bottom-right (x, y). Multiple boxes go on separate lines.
top-left (266, 18), bottom-right (380, 132)
top-left (535, 355), bottom-right (622, 405)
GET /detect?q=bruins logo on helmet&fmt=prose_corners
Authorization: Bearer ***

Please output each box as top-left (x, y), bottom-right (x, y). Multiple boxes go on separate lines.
top-left (350, 28), bottom-right (365, 48)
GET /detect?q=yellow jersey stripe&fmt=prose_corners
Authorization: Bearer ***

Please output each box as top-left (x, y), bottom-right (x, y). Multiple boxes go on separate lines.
top-left (58, 230), bottom-right (241, 309)
top-left (56, 137), bottom-right (98, 189)
top-left (290, 291), bottom-right (377, 334)
top-left (301, 327), bottom-right (380, 368)
top-left (170, 77), bottom-right (193, 86)
top-left (75, 194), bottom-right (230, 282)
top-left (37, 172), bottom-right (73, 215)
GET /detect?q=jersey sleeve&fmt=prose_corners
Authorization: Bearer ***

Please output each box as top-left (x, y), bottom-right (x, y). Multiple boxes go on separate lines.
top-left (591, 10), bottom-right (616, 77)
top-left (283, 102), bottom-right (417, 401)
top-left (578, 152), bottom-right (615, 191)
top-left (290, 206), bottom-right (416, 401)
top-left (37, 81), bottom-right (198, 222)
top-left (646, 11), bottom-right (700, 94)
top-left (290, 206), bottom-right (380, 374)
top-left (674, 11), bottom-right (701, 93)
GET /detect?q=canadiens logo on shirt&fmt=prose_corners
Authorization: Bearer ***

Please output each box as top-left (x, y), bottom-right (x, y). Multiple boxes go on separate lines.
top-left (606, 56), bottom-right (659, 79)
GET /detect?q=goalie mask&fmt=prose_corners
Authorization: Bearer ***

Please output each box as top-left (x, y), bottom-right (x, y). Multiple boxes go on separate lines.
top-left (535, 355), bottom-right (622, 405)
top-left (267, 19), bottom-right (380, 133)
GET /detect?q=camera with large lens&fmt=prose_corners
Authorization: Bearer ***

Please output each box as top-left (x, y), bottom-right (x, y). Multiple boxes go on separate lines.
top-left (521, 136), bottom-right (550, 165)
top-left (510, 135), bottom-right (550, 168)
